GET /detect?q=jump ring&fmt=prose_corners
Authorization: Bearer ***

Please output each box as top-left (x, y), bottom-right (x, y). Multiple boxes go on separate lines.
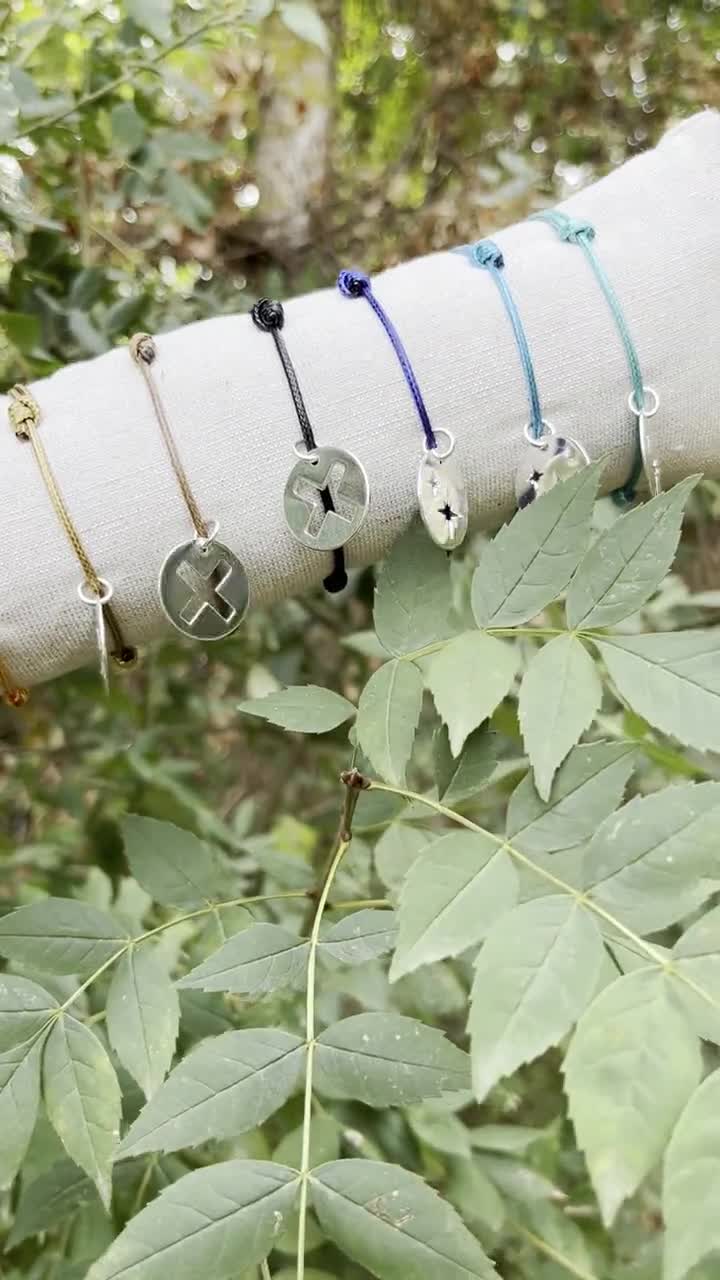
top-left (523, 418), bottom-right (556, 448)
top-left (628, 385), bottom-right (659, 418)
top-left (424, 428), bottom-right (455, 461)
top-left (78, 577), bottom-right (113, 608)
top-left (292, 439), bottom-right (319, 462)
top-left (195, 518), bottom-right (220, 550)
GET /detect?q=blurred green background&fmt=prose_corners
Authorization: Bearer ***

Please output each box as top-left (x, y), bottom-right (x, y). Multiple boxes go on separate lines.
top-left (2, 0), bottom-right (720, 886)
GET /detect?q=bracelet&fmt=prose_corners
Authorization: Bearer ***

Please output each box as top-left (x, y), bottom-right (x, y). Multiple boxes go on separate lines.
top-left (465, 240), bottom-right (590, 509)
top-left (129, 334), bottom-right (250, 641)
top-left (251, 299), bottom-right (370, 594)
top-left (337, 269), bottom-right (468, 549)
top-left (531, 211), bottom-right (659, 502)
top-left (8, 384), bottom-right (136, 693)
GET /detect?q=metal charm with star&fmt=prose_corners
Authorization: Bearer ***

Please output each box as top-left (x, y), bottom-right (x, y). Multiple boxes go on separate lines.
top-left (417, 429), bottom-right (468, 549)
top-left (515, 420), bottom-right (590, 509)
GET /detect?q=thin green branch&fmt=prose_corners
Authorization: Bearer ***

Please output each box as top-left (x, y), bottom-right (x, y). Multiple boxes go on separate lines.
top-left (513, 1220), bottom-right (599, 1280)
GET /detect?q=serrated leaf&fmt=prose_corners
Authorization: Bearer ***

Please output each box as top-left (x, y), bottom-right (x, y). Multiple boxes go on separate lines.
top-left (374, 824), bottom-right (431, 893)
top-left (426, 633), bottom-right (518, 756)
top-left (469, 896), bottom-right (603, 1101)
top-left (0, 899), bottom-right (128, 976)
top-left (121, 815), bottom-right (228, 907)
top-left (319, 910), bottom-right (397, 965)
top-left (356, 659), bottom-right (423, 785)
top-left (666, 906), bottom-right (720, 1045)
top-left (563, 969), bottom-right (701, 1226)
top-left (0, 974), bottom-right (58, 1051)
top-left (566, 477), bottom-right (698, 628)
top-left (583, 782), bottom-right (720, 933)
top-left (663, 1068), bottom-right (720, 1280)
top-left (472, 463), bottom-right (602, 628)
top-left (313, 1013), bottom-right (469, 1107)
top-left (106, 946), bottom-right (179, 1099)
top-left (310, 1159), bottom-right (497, 1279)
top-left (434, 727), bottom-right (499, 805)
top-left (390, 831), bottom-right (518, 981)
top-left (238, 685), bottom-right (355, 733)
top-left (43, 1016), bottom-right (121, 1208)
top-left (374, 522), bottom-right (456, 656)
top-left (595, 631), bottom-right (720, 755)
top-left (176, 923), bottom-right (308, 995)
top-left (87, 1160), bottom-right (299, 1280)
top-left (6, 1158), bottom-right (97, 1248)
top-left (518, 634), bottom-right (602, 800)
top-left (506, 741), bottom-right (636, 854)
top-left (0, 1035), bottom-right (44, 1188)
top-left (119, 1029), bottom-right (304, 1158)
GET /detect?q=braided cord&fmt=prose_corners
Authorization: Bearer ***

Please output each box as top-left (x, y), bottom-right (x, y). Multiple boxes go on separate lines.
top-left (468, 241), bottom-right (544, 439)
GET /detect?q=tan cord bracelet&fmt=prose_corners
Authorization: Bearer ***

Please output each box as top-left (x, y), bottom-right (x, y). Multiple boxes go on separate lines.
top-left (130, 334), bottom-right (250, 641)
top-left (8, 384), bottom-right (137, 690)
top-left (0, 655), bottom-right (28, 709)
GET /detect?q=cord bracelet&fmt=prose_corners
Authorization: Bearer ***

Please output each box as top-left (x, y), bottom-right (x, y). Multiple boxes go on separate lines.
top-left (130, 333), bottom-right (250, 641)
top-left (337, 268), bottom-right (468, 549)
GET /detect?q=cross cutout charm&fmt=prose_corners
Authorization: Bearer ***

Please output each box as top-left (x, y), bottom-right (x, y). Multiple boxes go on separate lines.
top-left (292, 458), bottom-right (358, 539)
top-left (176, 554), bottom-right (237, 627)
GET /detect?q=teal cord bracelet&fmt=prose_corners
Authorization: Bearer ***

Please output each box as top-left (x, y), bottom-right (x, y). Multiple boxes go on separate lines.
top-left (531, 210), bottom-right (660, 504)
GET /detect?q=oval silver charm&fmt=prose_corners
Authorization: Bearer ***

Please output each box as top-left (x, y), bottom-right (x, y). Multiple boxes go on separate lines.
top-left (284, 445), bottom-right (369, 551)
top-left (632, 386), bottom-right (662, 497)
top-left (515, 424), bottom-right (590, 509)
top-left (417, 431), bottom-right (468, 550)
top-left (159, 538), bottom-right (249, 640)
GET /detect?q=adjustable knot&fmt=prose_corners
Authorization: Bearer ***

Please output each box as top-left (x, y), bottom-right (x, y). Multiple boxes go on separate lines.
top-left (129, 332), bottom-right (156, 365)
top-left (8, 384), bottom-right (40, 440)
top-left (337, 269), bottom-right (370, 299)
top-left (557, 214), bottom-right (595, 244)
top-left (471, 239), bottom-right (504, 269)
top-left (251, 298), bottom-right (284, 332)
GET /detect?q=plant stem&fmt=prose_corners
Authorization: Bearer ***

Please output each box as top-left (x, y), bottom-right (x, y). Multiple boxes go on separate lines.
top-left (512, 1220), bottom-right (599, 1280)
top-left (259, 1260), bottom-right (272, 1280)
top-left (368, 781), bottom-right (720, 1014)
top-left (296, 770), bottom-right (366, 1280)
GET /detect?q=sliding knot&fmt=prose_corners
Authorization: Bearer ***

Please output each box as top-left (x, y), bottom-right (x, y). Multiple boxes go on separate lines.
top-left (557, 214), bottom-right (595, 244)
top-left (129, 333), bottom-right (156, 365)
top-left (251, 298), bottom-right (284, 332)
top-left (471, 240), bottom-right (504, 269)
top-left (337, 269), bottom-right (370, 299)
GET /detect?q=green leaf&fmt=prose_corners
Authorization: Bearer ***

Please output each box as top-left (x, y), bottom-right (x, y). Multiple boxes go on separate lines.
top-left (43, 1016), bottom-right (121, 1208)
top-left (125, 0), bottom-right (172, 41)
top-left (470, 1124), bottom-right (544, 1155)
top-left (425, 633), bottom-right (518, 756)
top-left (0, 899), bottom-right (128, 976)
top-left (374, 522), bottom-right (455, 657)
top-left (374, 824), bottom-right (431, 893)
top-left (563, 969), bottom-right (701, 1226)
top-left (121, 815), bottom-right (228, 907)
top-left (176, 923), bottom-right (308, 995)
top-left (0, 974), bottom-right (58, 1051)
top-left (238, 685), bottom-right (355, 733)
top-left (434, 727), bottom-right (500, 805)
top-left (279, 1), bottom-right (330, 50)
top-left (6, 1158), bottom-right (97, 1248)
top-left (356, 659), bottom-right (423, 785)
top-left (0, 309), bottom-right (41, 353)
top-left (566, 476), bottom-right (698, 628)
top-left (471, 463), bottom-right (602, 628)
top-left (110, 102), bottom-right (146, 154)
top-left (106, 946), bottom-right (179, 1099)
top-left (313, 1013), bottom-right (469, 1107)
top-left (663, 1068), bottom-right (720, 1280)
top-left (447, 1159), bottom-right (505, 1234)
top-left (595, 631), bottom-right (720, 755)
top-left (119, 1029), bottom-right (304, 1158)
top-left (470, 896), bottom-right (603, 1101)
top-left (667, 906), bottom-right (720, 1045)
top-left (0, 1036), bottom-right (44, 1189)
top-left (407, 1104), bottom-right (472, 1158)
top-left (86, 1161), bottom-right (299, 1280)
top-left (518, 634), bottom-right (602, 800)
top-left (320, 910), bottom-right (397, 965)
top-left (506, 741), bottom-right (636, 855)
top-left (582, 782), bottom-right (720, 933)
top-left (390, 831), bottom-right (518, 981)
top-left (310, 1159), bottom-right (498, 1279)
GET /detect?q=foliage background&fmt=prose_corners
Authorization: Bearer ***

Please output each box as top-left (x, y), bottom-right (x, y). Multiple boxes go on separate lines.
top-left (2, 3), bottom-right (720, 1278)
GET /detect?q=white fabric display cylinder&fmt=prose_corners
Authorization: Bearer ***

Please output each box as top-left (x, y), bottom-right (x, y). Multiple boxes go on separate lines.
top-left (2, 110), bottom-right (719, 689)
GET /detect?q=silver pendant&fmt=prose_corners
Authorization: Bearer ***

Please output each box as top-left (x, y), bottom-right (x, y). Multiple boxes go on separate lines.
top-left (284, 444), bottom-right (369, 551)
top-left (159, 537), bottom-right (249, 640)
top-left (631, 386), bottom-right (662, 496)
top-left (417, 429), bottom-right (468, 549)
top-left (78, 578), bottom-right (113, 694)
top-left (515, 421), bottom-right (590, 509)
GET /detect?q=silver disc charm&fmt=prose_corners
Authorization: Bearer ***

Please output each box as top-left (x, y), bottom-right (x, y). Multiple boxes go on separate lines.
top-left (417, 429), bottom-right (468, 549)
top-left (284, 444), bottom-right (369, 551)
top-left (631, 386), bottom-right (662, 496)
top-left (159, 538), bottom-right (249, 640)
top-left (515, 421), bottom-right (590, 509)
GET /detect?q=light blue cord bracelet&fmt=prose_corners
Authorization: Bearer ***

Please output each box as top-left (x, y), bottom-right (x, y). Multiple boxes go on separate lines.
top-left (531, 210), bottom-right (659, 504)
